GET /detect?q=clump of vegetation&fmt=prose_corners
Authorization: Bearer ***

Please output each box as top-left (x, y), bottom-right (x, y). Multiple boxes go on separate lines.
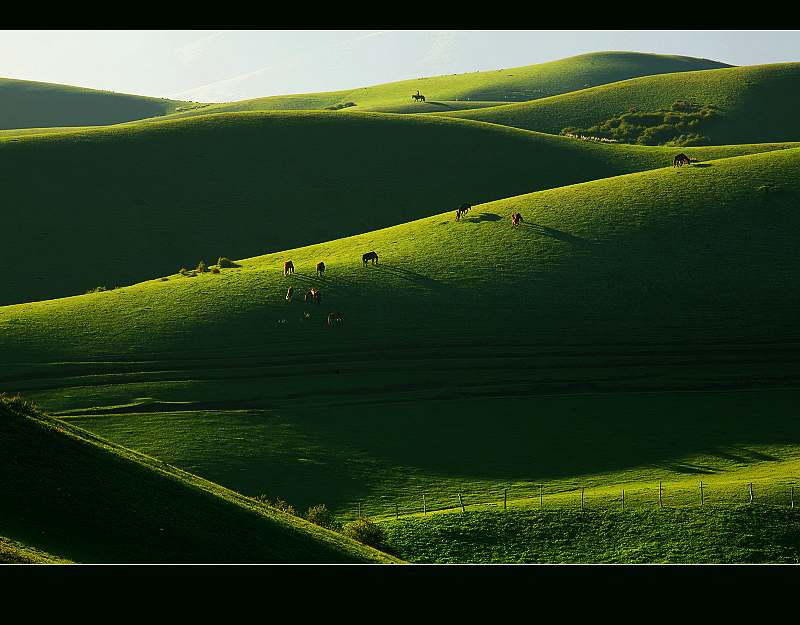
top-left (159, 277), bottom-right (169, 282)
top-left (305, 504), bottom-right (341, 531)
top-left (562, 101), bottom-right (719, 146)
top-left (85, 286), bottom-right (108, 294)
top-left (342, 517), bottom-right (388, 550)
top-left (325, 102), bottom-right (357, 111)
top-left (253, 494), bottom-right (298, 516)
top-left (178, 267), bottom-right (196, 277)
top-left (196, 260), bottom-right (208, 273)
top-left (217, 257), bottom-right (239, 269)
top-left (211, 267), bottom-right (220, 274)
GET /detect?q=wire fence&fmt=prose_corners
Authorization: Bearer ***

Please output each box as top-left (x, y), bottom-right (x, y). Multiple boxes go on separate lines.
top-left (357, 476), bottom-right (800, 522)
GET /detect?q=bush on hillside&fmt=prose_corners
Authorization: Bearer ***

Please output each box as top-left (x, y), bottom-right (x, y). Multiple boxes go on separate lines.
top-left (253, 494), bottom-right (298, 516)
top-left (305, 504), bottom-right (341, 531)
top-left (561, 101), bottom-right (717, 146)
top-left (341, 517), bottom-right (387, 550)
top-left (85, 286), bottom-right (107, 294)
top-left (217, 257), bottom-right (239, 269)
top-left (196, 260), bottom-right (208, 273)
top-left (325, 102), bottom-right (356, 111)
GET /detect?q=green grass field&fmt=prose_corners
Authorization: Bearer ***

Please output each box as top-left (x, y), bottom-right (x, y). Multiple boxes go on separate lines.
top-left (439, 63), bottom-right (800, 145)
top-left (0, 394), bottom-right (397, 563)
top-left (0, 77), bottom-right (187, 130)
top-left (3, 110), bottom-right (792, 306)
top-left (151, 52), bottom-right (729, 119)
top-left (2, 147), bottom-right (799, 562)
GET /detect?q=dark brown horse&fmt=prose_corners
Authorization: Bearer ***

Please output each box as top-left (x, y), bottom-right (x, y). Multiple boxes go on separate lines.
top-left (673, 153), bottom-right (692, 167)
top-left (284, 260), bottom-right (295, 276)
top-left (316, 261), bottom-right (325, 277)
top-left (362, 251), bottom-right (378, 266)
top-left (326, 312), bottom-right (343, 327)
top-left (511, 212), bottom-right (523, 227)
top-left (304, 287), bottom-right (321, 304)
top-left (286, 286), bottom-right (294, 302)
top-left (455, 203), bottom-right (471, 221)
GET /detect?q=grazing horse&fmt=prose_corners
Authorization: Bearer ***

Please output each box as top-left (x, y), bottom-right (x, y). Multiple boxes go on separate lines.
top-left (326, 312), bottom-right (343, 327)
top-left (455, 203), bottom-right (471, 221)
top-left (284, 260), bottom-right (295, 276)
top-left (316, 261), bottom-right (325, 277)
top-left (673, 153), bottom-right (692, 167)
top-left (362, 251), bottom-right (379, 266)
top-left (511, 212), bottom-right (523, 227)
top-left (305, 287), bottom-right (321, 304)
top-left (286, 286), bottom-right (294, 302)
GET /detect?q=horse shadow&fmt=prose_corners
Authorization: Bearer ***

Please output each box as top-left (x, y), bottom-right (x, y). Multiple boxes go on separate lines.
top-left (518, 222), bottom-right (596, 247)
top-left (464, 212), bottom-right (502, 223)
top-left (379, 263), bottom-right (443, 290)
top-left (691, 163), bottom-right (712, 168)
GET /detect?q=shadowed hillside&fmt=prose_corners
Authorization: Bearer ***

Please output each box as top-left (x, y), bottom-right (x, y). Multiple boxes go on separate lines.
top-left (0, 77), bottom-right (188, 130)
top-left (0, 394), bottom-right (397, 563)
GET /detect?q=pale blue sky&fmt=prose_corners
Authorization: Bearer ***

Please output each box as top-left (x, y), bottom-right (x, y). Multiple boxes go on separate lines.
top-left (1, 30), bottom-right (798, 102)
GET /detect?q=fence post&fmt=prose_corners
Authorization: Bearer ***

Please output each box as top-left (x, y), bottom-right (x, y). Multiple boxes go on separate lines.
top-left (458, 493), bottom-right (465, 513)
top-left (504, 488), bottom-right (507, 512)
top-left (659, 481), bottom-right (663, 509)
top-left (700, 481), bottom-right (704, 507)
top-left (423, 494), bottom-right (426, 515)
top-left (749, 482), bottom-right (754, 504)
top-left (581, 487), bottom-right (585, 512)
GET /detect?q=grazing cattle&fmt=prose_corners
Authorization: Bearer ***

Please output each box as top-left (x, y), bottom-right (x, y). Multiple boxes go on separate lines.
top-left (362, 251), bottom-right (379, 266)
top-left (673, 153), bottom-right (692, 167)
top-left (305, 287), bottom-right (321, 304)
top-left (284, 260), bottom-right (295, 276)
top-left (316, 261), bottom-right (325, 277)
top-left (286, 286), bottom-right (294, 302)
top-left (511, 212), bottom-right (523, 227)
top-left (326, 312), bottom-right (343, 327)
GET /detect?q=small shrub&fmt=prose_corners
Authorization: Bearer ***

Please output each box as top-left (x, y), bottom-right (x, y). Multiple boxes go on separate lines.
top-left (305, 504), bottom-right (341, 530)
top-left (217, 257), bottom-right (239, 269)
top-left (196, 260), bottom-right (207, 273)
top-left (160, 277), bottom-right (169, 281)
top-left (85, 286), bottom-right (107, 294)
top-left (253, 494), bottom-right (298, 516)
top-left (341, 517), bottom-right (387, 550)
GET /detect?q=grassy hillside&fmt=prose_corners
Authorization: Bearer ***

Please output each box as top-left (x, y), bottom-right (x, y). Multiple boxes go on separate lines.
top-left (155, 52), bottom-right (730, 119)
top-left (383, 506), bottom-right (800, 563)
top-left (0, 77), bottom-right (188, 130)
top-left (2, 147), bottom-right (799, 531)
top-left (0, 535), bottom-right (71, 563)
top-left (440, 63), bottom-right (800, 145)
top-left (0, 394), bottom-right (397, 563)
top-left (2, 111), bottom-right (792, 306)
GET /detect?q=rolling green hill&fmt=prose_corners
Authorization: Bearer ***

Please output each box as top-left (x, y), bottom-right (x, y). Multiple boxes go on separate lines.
top-left (438, 63), bottom-right (800, 145)
top-left (0, 77), bottom-right (189, 130)
top-left (0, 110), bottom-right (793, 306)
top-left (2, 146), bottom-right (799, 557)
top-left (0, 394), bottom-right (397, 563)
top-left (154, 52), bottom-right (730, 119)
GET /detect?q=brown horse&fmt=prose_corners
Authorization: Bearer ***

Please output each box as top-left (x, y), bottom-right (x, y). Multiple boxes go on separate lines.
top-left (362, 251), bottom-right (378, 266)
top-left (326, 312), bottom-right (343, 327)
top-left (316, 261), bottom-right (325, 277)
top-left (673, 153), bottom-right (692, 167)
top-left (305, 287), bottom-right (321, 304)
top-left (511, 212), bottom-right (523, 227)
top-left (286, 286), bottom-right (294, 302)
top-left (284, 260), bottom-right (295, 276)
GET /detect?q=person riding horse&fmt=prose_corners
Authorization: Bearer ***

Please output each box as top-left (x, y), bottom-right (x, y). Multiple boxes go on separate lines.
top-left (412, 90), bottom-right (426, 102)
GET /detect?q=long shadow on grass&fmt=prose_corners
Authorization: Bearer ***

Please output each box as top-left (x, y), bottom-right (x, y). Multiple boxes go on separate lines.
top-left (518, 222), bottom-right (596, 247)
top-left (463, 212), bottom-right (502, 223)
top-left (378, 264), bottom-right (444, 290)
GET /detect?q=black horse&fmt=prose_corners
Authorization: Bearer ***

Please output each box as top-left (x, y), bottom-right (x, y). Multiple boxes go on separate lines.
top-left (362, 251), bottom-right (378, 266)
top-left (412, 93), bottom-right (426, 102)
top-left (673, 153), bottom-right (692, 167)
top-left (316, 261), bottom-right (325, 277)
top-left (455, 203), bottom-right (472, 221)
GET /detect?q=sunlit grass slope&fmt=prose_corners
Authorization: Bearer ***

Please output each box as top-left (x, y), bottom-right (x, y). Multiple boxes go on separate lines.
top-left (156, 52), bottom-right (729, 118)
top-left (0, 77), bottom-right (188, 130)
top-left (440, 63), bottom-right (800, 145)
top-left (3, 110), bottom-right (791, 306)
top-left (0, 535), bottom-right (71, 563)
top-left (0, 394), bottom-right (397, 563)
top-left (1, 148), bottom-right (799, 524)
